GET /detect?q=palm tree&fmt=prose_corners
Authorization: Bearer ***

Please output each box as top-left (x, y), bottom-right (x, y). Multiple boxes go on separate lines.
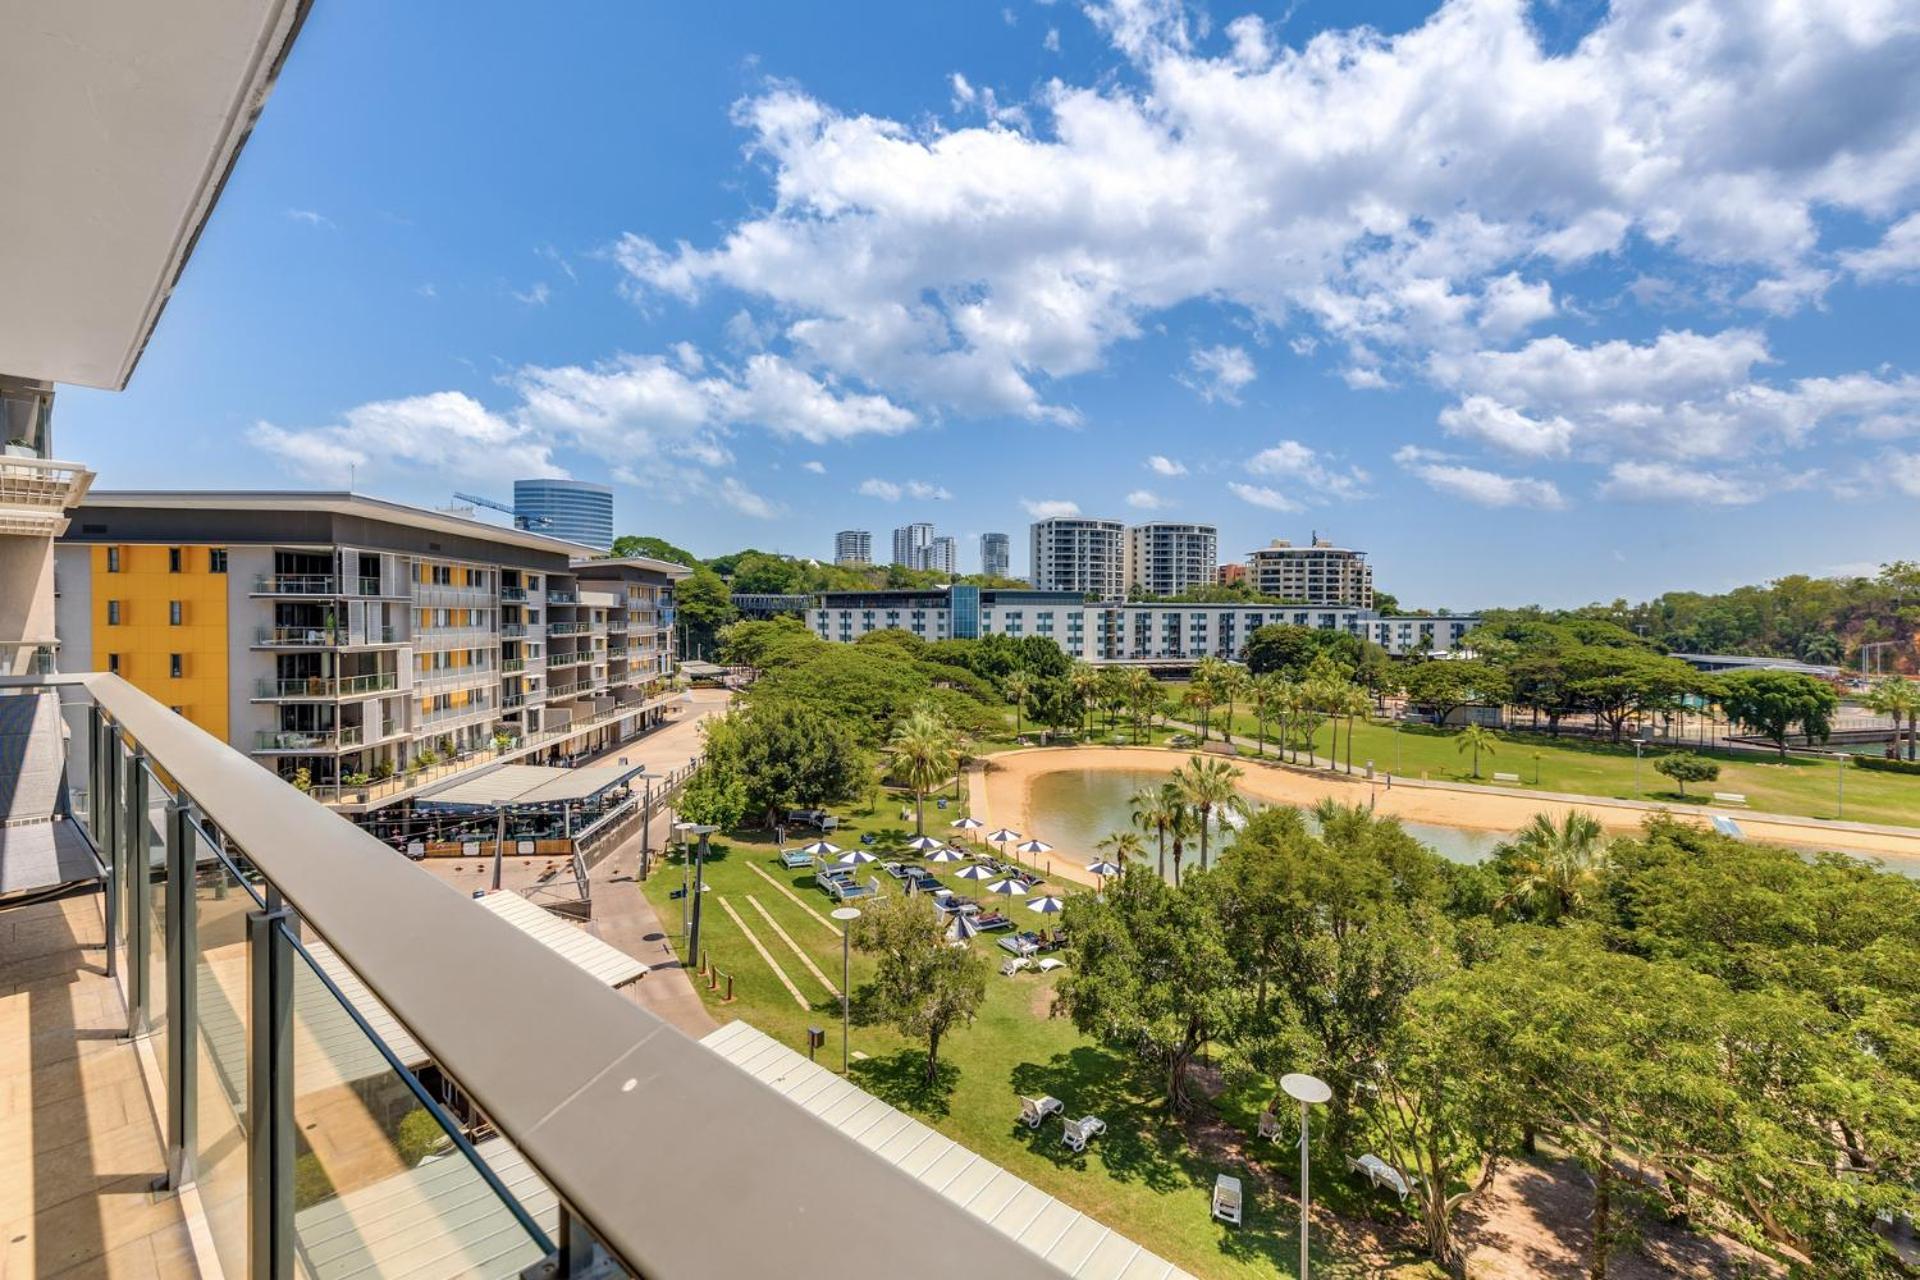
top-left (1496, 810), bottom-right (1608, 921)
top-left (1003, 671), bottom-right (1034, 741)
top-left (1456, 723), bottom-right (1498, 778)
top-left (1125, 668), bottom-right (1158, 744)
top-left (1069, 662), bottom-right (1100, 737)
top-left (889, 704), bottom-right (958, 836)
top-left (1162, 785), bottom-right (1198, 886)
top-left (1216, 663), bottom-right (1247, 745)
top-left (1248, 671), bottom-right (1282, 757)
top-left (1096, 830), bottom-right (1146, 868)
top-left (1175, 755), bottom-right (1248, 873)
top-left (1130, 784), bottom-right (1176, 880)
top-left (1863, 676), bottom-right (1919, 761)
top-left (1183, 672), bottom-right (1220, 742)
top-left (1340, 682), bottom-right (1371, 775)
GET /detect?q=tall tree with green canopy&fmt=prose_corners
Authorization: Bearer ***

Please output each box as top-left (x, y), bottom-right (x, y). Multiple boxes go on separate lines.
top-left (698, 701), bottom-right (867, 827)
top-left (1174, 754), bottom-right (1247, 873)
top-left (673, 565), bottom-right (738, 660)
top-left (888, 703), bottom-right (959, 836)
top-left (1002, 670), bottom-right (1033, 739)
top-left (851, 895), bottom-right (988, 1085)
top-left (1715, 668), bottom-right (1840, 756)
top-left (1055, 868), bottom-right (1233, 1114)
top-left (1401, 658), bottom-right (1509, 725)
top-left (1068, 661), bottom-right (1100, 736)
top-left (1862, 675), bottom-right (1919, 760)
top-left (1129, 783), bottom-right (1179, 881)
top-left (609, 533), bottom-right (696, 566)
top-left (1652, 750), bottom-right (1719, 797)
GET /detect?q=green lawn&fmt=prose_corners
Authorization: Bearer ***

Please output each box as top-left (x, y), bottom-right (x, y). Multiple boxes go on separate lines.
top-left (1178, 700), bottom-right (1920, 829)
top-left (642, 811), bottom-right (1394, 1279)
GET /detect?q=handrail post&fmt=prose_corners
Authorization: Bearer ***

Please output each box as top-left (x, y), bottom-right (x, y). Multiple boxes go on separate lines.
top-left (247, 891), bottom-right (295, 1280)
top-left (99, 717), bottom-right (119, 980)
top-left (125, 749), bottom-right (150, 1035)
top-left (163, 797), bottom-right (198, 1188)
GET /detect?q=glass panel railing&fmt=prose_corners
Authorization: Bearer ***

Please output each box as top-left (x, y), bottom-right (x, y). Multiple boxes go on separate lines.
top-left (284, 927), bottom-right (551, 1280)
top-left (142, 762), bottom-right (170, 1088)
top-left (194, 836), bottom-right (262, 1280)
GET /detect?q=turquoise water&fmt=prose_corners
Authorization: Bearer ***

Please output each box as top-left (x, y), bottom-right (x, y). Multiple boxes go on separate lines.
top-left (1023, 765), bottom-right (1916, 878)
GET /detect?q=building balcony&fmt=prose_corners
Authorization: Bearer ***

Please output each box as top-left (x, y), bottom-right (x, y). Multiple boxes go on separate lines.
top-left (0, 453), bottom-right (94, 535)
top-left (4, 672), bottom-right (1030, 1280)
top-left (253, 625), bottom-right (403, 648)
top-left (545, 653), bottom-right (592, 670)
top-left (252, 672), bottom-right (400, 701)
top-left (503, 657), bottom-right (526, 673)
top-left (499, 585), bottom-right (530, 601)
top-left (254, 724), bottom-right (369, 752)
top-left (545, 590), bottom-right (578, 604)
top-left (546, 621), bottom-right (591, 635)
top-left (501, 623), bottom-right (530, 638)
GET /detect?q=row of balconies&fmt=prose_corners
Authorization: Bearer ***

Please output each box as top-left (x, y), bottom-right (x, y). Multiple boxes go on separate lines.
top-left (252, 672), bottom-right (400, 701)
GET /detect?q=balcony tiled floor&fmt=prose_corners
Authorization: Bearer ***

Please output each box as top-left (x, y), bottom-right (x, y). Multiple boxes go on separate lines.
top-left (0, 892), bottom-right (196, 1280)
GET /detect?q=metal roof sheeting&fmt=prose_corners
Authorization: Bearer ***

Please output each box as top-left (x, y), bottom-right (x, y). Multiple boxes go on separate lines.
top-left (476, 892), bottom-right (647, 989)
top-left (420, 764), bottom-right (638, 809)
top-left (700, 1021), bottom-right (1198, 1280)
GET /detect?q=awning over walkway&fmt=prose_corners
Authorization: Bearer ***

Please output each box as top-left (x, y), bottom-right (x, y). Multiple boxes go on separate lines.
top-left (475, 892), bottom-right (647, 989)
top-left (700, 1021), bottom-right (1199, 1280)
top-left (417, 763), bottom-right (643, 810)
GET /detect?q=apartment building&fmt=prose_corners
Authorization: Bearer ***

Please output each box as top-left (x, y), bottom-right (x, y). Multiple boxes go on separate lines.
top-left (54, 492), bottom-right (682, 812)
top-left (981, 531), bottom-right (1010, 579)
top-left (929, 534), bottom-right (957, 575)
top-left (834, 528), bottom-right (872, 565)
top-left (1029, 517), bottom-right (1126, 597)
top-left (890, 521), bottom-right (935, 569)
top-left (811, 585), bottom-right (1476, 660)
top-left (1127, 522), bottom-right (1218, 597)
top-left (1246, 536), bottom-right (1374, 608)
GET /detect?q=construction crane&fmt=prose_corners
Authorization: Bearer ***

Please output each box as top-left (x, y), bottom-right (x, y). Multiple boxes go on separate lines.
top-left (452, 491), bottom-right (552, 531)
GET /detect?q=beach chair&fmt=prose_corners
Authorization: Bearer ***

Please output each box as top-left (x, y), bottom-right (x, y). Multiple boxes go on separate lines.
top-left (1018, 1095), bottom-right (1063, 1129)
top-left (1000, 956), bottom-right (1030, 977)
top-left (1035, 957), bottom-right (1066, 973)
top-left (778, 848), bottom-right (813, 870)
top-left (973, 911), bottom-right (1012, 931)
top-left (1257, 1110), bottom-right (1282, 1142)
top-left (1062, 1115), bottom-right (1106, 1152)
top-left (1349, 1154), bottom-right (1415, 1200)
top-left (1211, 1174), bottom-right (1244, 1226)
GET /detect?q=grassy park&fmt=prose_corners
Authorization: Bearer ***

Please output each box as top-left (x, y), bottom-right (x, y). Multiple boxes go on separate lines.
top-left (640, 802), bottom-right (1375, 1280)
top-left (1191, 703), bottom-right (1920, 828)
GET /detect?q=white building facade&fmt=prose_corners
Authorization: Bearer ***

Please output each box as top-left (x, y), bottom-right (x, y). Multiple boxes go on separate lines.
top-left (1127, 522), bottom-right (1218, 597)
top-left (1245, 537), bottom-right (1374, 608)
top-left (810, 586), bottom-right (1476, 661)
top-left (890, 522), bottom-right (935, 569)
top-left (1029, 517), bottom-right (1126, 597)
top-left (834, 529), bottom-right (872, 566)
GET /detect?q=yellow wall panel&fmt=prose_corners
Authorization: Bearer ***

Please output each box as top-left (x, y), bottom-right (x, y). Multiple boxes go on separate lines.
top-left (91, 544), bottom-right (230, 739)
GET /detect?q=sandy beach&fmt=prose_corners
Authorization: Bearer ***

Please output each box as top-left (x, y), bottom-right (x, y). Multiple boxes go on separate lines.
top-left (971, 746), bottom-right (1920, 884)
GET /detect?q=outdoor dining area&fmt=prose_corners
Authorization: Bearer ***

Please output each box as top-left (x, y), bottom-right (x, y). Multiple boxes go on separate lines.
top-left (774, 816), bottom-right (1113, 952)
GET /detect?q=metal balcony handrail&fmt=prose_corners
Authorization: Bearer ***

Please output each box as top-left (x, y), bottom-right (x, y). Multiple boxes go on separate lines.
top-left (253, 573), bottom-right (339, 594)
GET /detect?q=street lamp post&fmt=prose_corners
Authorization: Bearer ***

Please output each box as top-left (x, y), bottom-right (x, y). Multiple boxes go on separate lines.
top-left (1834, 751), bottom-right (1847, 819)
top-left (830, 906), bottom-right (863, 1073)
top-left (681, 823), bottom-right (717, 966)
top-left (1393, 720), bottom-right (1402, 776)
top-left (1632, 739), bottom-right (1644, 797)
top-left (1281, 1072), bottom-right (1332, 1280)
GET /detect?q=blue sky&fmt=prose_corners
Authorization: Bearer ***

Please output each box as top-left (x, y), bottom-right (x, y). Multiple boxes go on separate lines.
top-left (58, 0), bottom-right (1920, 608)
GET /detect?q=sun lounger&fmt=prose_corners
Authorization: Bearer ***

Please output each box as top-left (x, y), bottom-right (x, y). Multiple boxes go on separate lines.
top-left (1001, 956), bottom-right (1031, 976)
top-left (881, 861), bottom-right (910, 879)
top-left (1212, 1173), bottom-right (1243, 1225)
top-left (1349, 1153), bottom-right (1415, 1200)
top-left (1257, 1110), bottom-right (1282, 1142)
top-left (1019, 1095), bottom-right (1063, 1129)
top-left (998, 933), bottom-right (1039, 957)
top-left (778, 849), bottom-right (813, 869)
top-left (973, 911), bottom-right (1012, 931)
top-left (1062, 1115), bottom-right (1106, 1153)
top-left (1035, 957), bottom-right (1066, 973)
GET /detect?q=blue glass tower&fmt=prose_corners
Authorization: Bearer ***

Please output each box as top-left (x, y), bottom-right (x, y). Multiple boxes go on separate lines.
top-left (513, 478), bottom-right (613, 551)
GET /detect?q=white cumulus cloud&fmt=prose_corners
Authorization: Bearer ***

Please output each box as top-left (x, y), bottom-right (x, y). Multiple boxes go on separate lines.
top-left (1180, 344), bottom-right (1257, 403)
top-left (1022, 498), bottom-right (1082, 518)
top-left (1393, 445), bottom-right (1566, 510)
top-left (1145, 454), bottom-right (1188, 476)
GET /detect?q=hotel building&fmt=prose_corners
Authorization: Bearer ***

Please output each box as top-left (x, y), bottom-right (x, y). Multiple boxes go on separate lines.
top-left (981, 531), bottom-right (1010, 579)
top-left (1029, 517), bottom-right (1126, 597)
top-left (1127, 522), bottom-right (1218, 597)
top-left (514, 477), bottom-right (614, 552)
top-left (1246, 536), bottom-right (1374, 608)
top-left (834, 528), bottom-right (872, 565)
top-left (811, 585), bottom-right (1476, 660)
top-left (54, 491), bottom-right (682, 812)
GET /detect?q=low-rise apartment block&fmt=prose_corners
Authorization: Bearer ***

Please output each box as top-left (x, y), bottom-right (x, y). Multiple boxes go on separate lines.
top-left (810, 585), bottom-right (1475, 660)
top-left (55, 491), bottom-right (682, 811)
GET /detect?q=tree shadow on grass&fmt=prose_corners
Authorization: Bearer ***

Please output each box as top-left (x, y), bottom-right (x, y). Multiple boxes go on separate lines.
top-left (854, 1049), bottom-right (957, 1119)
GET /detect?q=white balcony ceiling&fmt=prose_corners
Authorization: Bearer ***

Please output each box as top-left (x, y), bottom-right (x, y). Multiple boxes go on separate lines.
top-left (0, 0), bottom-right (307, 389)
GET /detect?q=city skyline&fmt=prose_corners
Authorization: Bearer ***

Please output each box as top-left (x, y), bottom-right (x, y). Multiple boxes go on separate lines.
top-left (48, 1), bottom-right (1920, 609)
